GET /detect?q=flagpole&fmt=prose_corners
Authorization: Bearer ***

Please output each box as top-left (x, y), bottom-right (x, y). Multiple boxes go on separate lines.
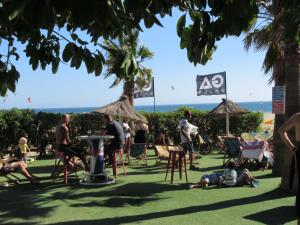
top-left (153, 77), bottom-right (156, 112)
top-left (225, 74), bottom-right (229, 137)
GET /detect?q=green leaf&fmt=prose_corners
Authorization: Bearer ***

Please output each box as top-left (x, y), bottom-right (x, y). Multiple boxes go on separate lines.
top-left (0, 81), bottom-right (8, 96)
top-left (51, 58), bottom-right (59, 74)
top-left (8, 1), bottom-right (27, 21)
top-left (152, 15), bottom-right (163, 27)
top-left (71, 33), bottom-right (78, 41)
top-left (83, 49), bottom-right (95, 73)
top-left (31, 58), bottom-right (39, 70)
top-left (77, 38), bottom-right (88, 45)
top-left (62, 43), bottom-right (74, 62)
top-left (94, 60), bottom-right (103, 76)
top-left (144, 10), bottom-right (154, 28)
top-left (177, 14), bottom-right (186, 36)
top-left (70, 54), bottom-right (77, 68)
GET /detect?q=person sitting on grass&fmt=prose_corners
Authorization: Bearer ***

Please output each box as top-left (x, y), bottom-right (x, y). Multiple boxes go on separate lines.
top-left (0, 157), bottom-right (39, 184)
top-left (189, 172), bottom-right (223, 189)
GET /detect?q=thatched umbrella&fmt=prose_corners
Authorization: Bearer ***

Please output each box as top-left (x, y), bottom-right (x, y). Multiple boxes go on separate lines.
top-left (94, 95), bottom-right (147, 123)
top-left (208, 98), bottom-right (249, 136)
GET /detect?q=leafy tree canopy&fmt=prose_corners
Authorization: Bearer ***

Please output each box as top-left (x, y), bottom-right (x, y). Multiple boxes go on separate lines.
top-left (0, 0), bottom-right (258, 96)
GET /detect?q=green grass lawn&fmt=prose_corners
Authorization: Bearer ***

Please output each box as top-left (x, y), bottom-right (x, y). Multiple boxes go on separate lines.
top-left (0, 151), bottom-right (296, 225)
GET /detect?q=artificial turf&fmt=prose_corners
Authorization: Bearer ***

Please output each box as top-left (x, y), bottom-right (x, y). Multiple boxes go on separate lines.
top-left (0, 151), bottom-right (296, 225)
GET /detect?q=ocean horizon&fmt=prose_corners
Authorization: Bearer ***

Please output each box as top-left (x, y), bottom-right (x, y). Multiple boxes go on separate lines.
top-left (32, 101), bottom-right (272, 114)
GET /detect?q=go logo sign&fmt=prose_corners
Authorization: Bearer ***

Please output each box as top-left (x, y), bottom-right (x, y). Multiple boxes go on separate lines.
top-left (197, 72), bottom-right (226, 96)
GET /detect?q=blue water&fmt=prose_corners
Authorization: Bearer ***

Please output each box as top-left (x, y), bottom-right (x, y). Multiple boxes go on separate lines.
top-left (35, 101), bottom-right (272, 114)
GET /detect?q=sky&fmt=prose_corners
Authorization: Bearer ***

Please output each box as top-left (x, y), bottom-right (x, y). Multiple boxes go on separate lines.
top-left (0, 10), bottom-right (271, 109)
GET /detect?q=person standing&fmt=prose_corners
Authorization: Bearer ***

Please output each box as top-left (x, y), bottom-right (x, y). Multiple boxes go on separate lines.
top-left (179, 110), bottom-right (198, 170)
top-left (56, 114), bottom-right (88, 170)
top-left (134, 122), bottom-right (148, 143)
top-left (279, 112), bottom-right (300, 225)
top-left (122, 120), bottom-right (131, 161)
top-left (18, 137), bottom-right (31, 162)
top-left (101, 115), bottom-right (125, 165)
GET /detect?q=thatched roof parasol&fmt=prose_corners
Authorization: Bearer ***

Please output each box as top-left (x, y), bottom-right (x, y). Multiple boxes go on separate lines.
top-left (208, 99), bottom-right (249, 115)
top-left (94, 95), bottom-right (147, 123)
top-left (208, 98), bottom-right (249, 136)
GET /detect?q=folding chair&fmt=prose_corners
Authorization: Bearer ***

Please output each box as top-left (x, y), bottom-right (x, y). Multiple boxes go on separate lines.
top-left (154, 145), bottom-right (170, 164)
top-left (0, 171), bottom-right (21, 184)
top-left (129, 143), bottom-right (147, 166)
top-left (0, 159), bottom-right (21, 184)
top-left (197, 133), bottom-right (219, 153)
top-left (223, 137), bottom-right (242, 167)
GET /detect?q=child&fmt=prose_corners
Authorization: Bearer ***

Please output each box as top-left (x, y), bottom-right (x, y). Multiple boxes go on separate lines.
top-left (190, 173), bottom-right (223, 189)
top-left (18, 137), bottom-right (31, 162)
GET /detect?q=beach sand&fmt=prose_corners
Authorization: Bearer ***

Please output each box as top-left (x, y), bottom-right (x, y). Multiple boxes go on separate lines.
top-left (262, 112), bottom-right (275, 132)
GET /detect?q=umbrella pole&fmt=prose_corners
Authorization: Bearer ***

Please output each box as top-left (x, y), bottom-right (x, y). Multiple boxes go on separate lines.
top-left (225, 95), bottom-right (229, 137)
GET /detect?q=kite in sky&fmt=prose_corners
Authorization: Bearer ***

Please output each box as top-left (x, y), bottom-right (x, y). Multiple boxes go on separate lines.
top-left (27, 97), bottom-right (32, 103)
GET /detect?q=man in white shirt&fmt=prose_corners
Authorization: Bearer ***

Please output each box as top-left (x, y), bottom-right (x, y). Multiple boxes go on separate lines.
top-left (122, 120), bottom-right (131, 161)
top-left (179, 110), bottom-right (198, 170)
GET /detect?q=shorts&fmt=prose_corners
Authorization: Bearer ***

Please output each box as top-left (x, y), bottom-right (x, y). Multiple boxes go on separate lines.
top-left (0, 166), bottom-right (10, 175)
top-left (182, 142), bottom-right (194, 153)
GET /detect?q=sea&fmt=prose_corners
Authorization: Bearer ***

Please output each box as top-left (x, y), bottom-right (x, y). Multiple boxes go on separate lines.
top-left (34, 101), bottom-right (272, 114)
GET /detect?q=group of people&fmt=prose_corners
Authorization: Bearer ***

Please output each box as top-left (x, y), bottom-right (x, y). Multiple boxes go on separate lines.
top-left (3, 109), bottom-right (300, 224)
top-left (55, 114), bottom-right (149, 168)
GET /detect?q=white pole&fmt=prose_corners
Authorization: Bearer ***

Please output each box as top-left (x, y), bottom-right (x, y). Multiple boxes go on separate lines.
top-left (225, 73), bottom-right (229, 137)
top-left (225, 94), bottom-right (229, 137)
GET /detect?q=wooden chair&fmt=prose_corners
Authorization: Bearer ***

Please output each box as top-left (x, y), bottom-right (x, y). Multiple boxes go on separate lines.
top-left (154, 145), bottom-right (170, 164)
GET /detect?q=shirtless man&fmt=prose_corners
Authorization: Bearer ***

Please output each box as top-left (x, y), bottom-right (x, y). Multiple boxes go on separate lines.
top-left (279, 112), bottom-right (300, 224)
top-left (56, 114), bottom-right (88, 170)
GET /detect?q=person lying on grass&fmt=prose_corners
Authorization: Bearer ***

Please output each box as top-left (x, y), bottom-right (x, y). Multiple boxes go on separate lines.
top-left (189, 172), bottom-right (223, 189)
top-left (223, 161), bottom-right (258, 187)
top-left (0, 157), bottom-right (39, 184)
top-left (190, 161), bottom-right (258, 189)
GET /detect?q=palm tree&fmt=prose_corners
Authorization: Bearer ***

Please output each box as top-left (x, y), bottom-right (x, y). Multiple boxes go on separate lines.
top-left (101, 30), bottom-right (154, 106)
top-left (244, 0), bottom-right (300, 191)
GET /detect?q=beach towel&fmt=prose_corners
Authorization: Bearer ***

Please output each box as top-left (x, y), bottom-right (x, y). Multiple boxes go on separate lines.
top-left (242, 141), bottom-right (268, 162)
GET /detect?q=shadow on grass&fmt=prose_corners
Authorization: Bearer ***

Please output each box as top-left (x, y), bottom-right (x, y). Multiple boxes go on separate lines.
top-left (43, 188), bottom-right (292, 225)
top-left (125, 165), bottom-right (166, 175)
top-left (253, 173), bottom-right (278, 179)
top-left (0, 180), bottom-right (186, 223)
top-left (244, 206), bottom-right (296, 224)
top-left (198, 165), bottom-right (223, 173)
top-left (28, 164), bottom-right (53, 175)
top-left (58, 182), bottom-right (188, 201)
top-left (0, 181), bottom-right (61, 221)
